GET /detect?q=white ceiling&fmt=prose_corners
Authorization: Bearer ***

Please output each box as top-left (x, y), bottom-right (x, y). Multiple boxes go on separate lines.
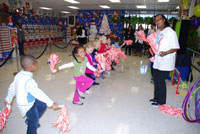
top-left (30, 0), bottom-right (179, 14)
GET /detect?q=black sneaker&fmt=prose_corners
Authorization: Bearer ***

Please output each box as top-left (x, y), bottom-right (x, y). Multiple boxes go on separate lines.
top-left (111, 67), bottom-right (115, 71)
top-left (149, 98), bottom-right (156, 103)
top-left (93, 82), bottom-right (99, 85)
top-left (72, 101), bottom-right (83, 105)
top-left (151, 102), bottom-right (160, 106)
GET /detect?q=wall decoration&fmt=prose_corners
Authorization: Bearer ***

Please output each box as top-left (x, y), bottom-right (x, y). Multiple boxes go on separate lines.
top-left (99, 14), bottom-right (111, 35)
top-left (68, 16), bottom-right (75, 26)
top-left (77, 10), bottom-right (125, 38)
top-left (25, 2), bottom-right (30, 9)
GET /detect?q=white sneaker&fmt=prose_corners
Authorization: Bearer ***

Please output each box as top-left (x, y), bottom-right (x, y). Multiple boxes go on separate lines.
top-left (85, 90), bottom-right (92, 95)
top-left (105, 71), bottom-right (111, 75)
top-left (77, 89), bottom-right (85, 99)
top-left (52, 69), bottom-right (57, 73)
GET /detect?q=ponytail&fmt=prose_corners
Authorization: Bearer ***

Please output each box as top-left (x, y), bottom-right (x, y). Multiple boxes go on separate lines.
top-left (72, 46), bottom-right (84, 63)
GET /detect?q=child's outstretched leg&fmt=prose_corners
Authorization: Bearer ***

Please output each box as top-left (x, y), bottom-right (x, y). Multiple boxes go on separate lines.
top-left (26, 99), bottom-right (47, 134)
top-left (73, 76), bottom-right (93, 105)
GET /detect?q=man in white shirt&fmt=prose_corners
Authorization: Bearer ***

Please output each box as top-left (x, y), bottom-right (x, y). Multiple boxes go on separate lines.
top-left (150, 14), bottom-right (180, 106)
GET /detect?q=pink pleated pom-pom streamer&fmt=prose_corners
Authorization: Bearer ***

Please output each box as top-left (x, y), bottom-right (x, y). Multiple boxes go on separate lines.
top-left (95, 48), bottom-right (126, 71)
top-left (94, 64), bottom-right (101, 77)
top-left (95, 54), bottom-right (106, 71)
top-left (0, 105), bottom-right (11, 131)
top-left (146, 32), bottom-right (158, 54)
top-left (124, 40), bottom-right (133, 45)
top-left (146, 32), bottom-right (164, 54)
top-left (114, 59), bottom-right (119, 64)
top-left (49, 54), bottom-right (60, 73)
top-left (137, 30), bottom-right (146, 40)
top-left (53, 105), bottom-right (70, 134)
top-left (158, 105), bottom-right (182, 117)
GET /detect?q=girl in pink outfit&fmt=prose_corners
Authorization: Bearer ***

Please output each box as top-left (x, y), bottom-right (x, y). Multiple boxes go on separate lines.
top-left (85, 42), bottom-right (99, 85)
top-left (56, 46), bottom-right (99, 105)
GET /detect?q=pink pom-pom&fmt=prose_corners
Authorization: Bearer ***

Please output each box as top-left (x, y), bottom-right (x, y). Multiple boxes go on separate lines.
top-left (94, 64), bottom-right (101, 77)
top-left (53, 105), bottom-right (70, 133)
top-left (146, 32), bottom-right (164, 54)
top-left (146, 32), bottom-right (158, 54)
top-left (0, 105), bottom-right (11, 131)
top-left (49, 54), bottom-right (60, 73)
top-left (137, 30), bottom-right (146, 40)
top-left (95, 54), bottom-right (106, 71)
top-left (157, 105), bottom-right (182, 117)
top-left (95, 48), bottom-right (127, 71)
top-left (124, 40), bottom-right (133, 45)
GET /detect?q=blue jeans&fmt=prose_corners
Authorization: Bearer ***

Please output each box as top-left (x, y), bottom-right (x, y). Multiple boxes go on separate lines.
top-left (26, 99), bottom-right (47, 134)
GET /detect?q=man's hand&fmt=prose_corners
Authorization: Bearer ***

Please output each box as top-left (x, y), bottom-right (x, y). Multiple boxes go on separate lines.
top-left (159, 51), bottom-right (168, 57)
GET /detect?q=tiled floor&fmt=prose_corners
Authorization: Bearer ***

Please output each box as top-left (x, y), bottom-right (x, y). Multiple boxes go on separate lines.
top-left (0, 44), bottom-right (200, 134)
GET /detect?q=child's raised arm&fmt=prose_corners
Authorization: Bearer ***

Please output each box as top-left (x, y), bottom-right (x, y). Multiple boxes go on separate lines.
top-left (86, 62), bottom-right (96, 72)
top-left (121, 42), bottom-right (126, 48)
top-left (53, 62), bottom-right (74, 73)
top-left (59, 62), bottom-right (74, 70)
top-left (86, 62), bottom-right (103, 73)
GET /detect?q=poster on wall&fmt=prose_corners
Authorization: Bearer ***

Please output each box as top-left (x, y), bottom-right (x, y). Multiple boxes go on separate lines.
top-left (23, 0), bottom-right (32, 9)
top-left (0, 26), bottom-right (15, 60)
top-left (68, 16), bottom-right (75, 26)
top-left (9, 27), bottom-right (18, 48)
top-left (25, 2), bottom-right (30, 9)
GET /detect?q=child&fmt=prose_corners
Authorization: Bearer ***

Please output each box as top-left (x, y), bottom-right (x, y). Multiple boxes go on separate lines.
top-left (92, 40), bottom-right (105, 79)
top-left (113, 37), bottom-right (125, 49)
top-left (106, 37), bottom-right (112, 50)
top-left (57, 46), bottom-right (99, 105)
top-left (4, 55), bottom-right (59, 134)
top-left (98, 36), bottom-right (112, 74)
top-left (84, 42), bottom-right (99, 85)
top-left (107, 37), bottom-right (125, 70)
top-left (98, 35), bottom-right (107, 53)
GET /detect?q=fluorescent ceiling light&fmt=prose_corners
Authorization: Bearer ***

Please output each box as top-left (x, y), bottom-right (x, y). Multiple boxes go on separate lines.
top-left (64, 0), bottom-right (80, 4)
top-left (39, 7), bottom-right (52, 10)
top-left (109, 0), bottom-right (121, 3)
top-left (176, 5), bottom-right (179, 9)
top-left (61, 11), bottom-right (70, 13)
top-left (136, 5), bottom-right (146, 9)
top-left (158, 0), bottom-right (169, 2)
top-left (99, 5), bottom-right (110, 9)
top-left (68, 6), bottom-right (79, 9)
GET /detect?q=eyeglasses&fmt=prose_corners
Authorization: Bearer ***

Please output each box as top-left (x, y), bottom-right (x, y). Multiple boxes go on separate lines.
top-left (154, 18), bottom-right (163, 23)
